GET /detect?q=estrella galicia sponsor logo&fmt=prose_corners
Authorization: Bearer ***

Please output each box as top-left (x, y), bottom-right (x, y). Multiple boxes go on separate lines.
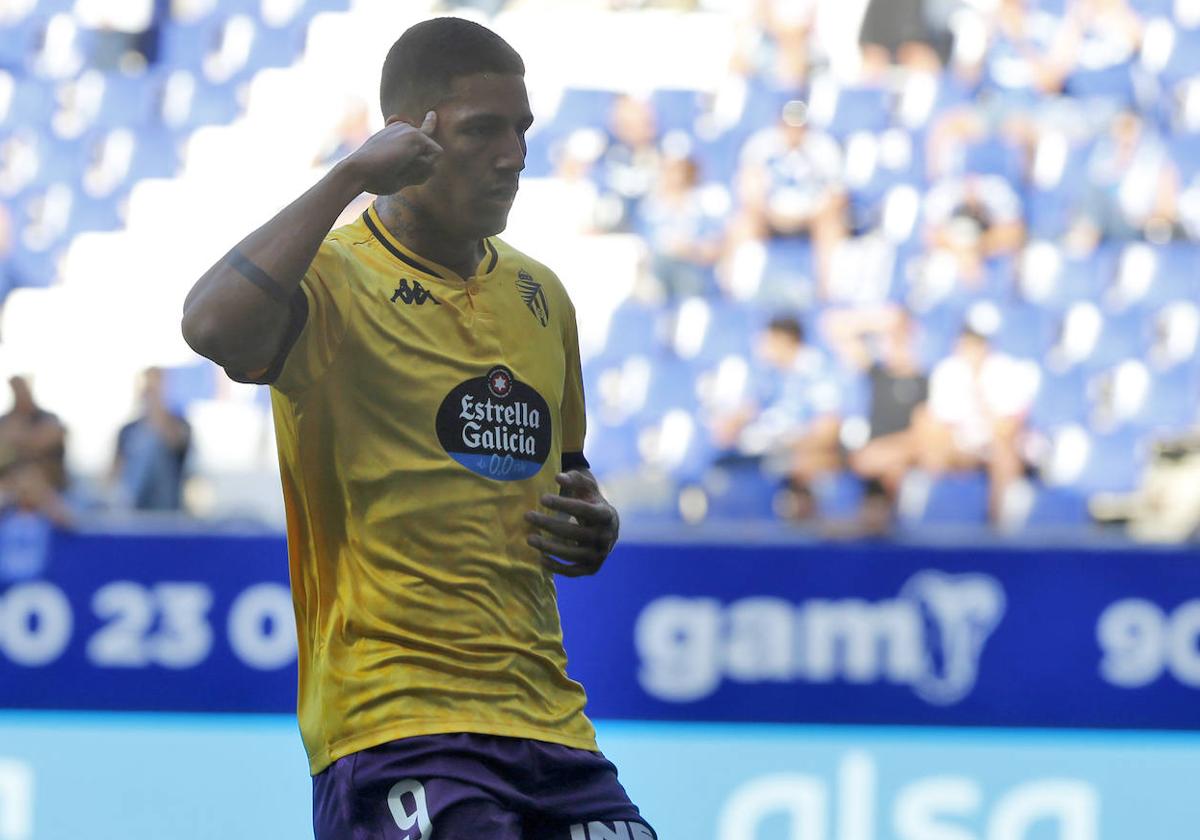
top-left (390, 278), bottom-right (440, 306)
top-left (635, 570), bottom-right (1006, 705)
top-left (436, 365), bottom-right (551, 481)
top-left (516, 269), bottom-right (549, 327)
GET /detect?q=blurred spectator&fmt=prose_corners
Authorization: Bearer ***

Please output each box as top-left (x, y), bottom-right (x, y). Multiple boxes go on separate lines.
top-left (111, 368), bottom-right (191, 512)
top-left (824, 306), bottom-right (929, 529)
top-left (859, 0), bottom-right (949, 76)
top-left (638, 143), bottom-right (727, 299)
top-left (1066, 111), bottom-right (1179, 250)
top-left (922, 172), bottom-right (1025, 290)
top-left (170, 0), bottom-right (217, 23)
top-left (595, 94), bottom-right (660, 231)
top-left (918, 327), bottom-right (1037, 521)
top-left (1093, 434), bottom-right (1200, 543)
top-left (0, 376), bottom-right (71, 526)
top-left (713, 314), bottom-right (843, 518)
top-left (74, 0), bottom-right (163, 73)
top-left (971, 0), bottom-right (1069, 103)
top-left (1051, 0), bottom-right (1143, 90)
top-left (732, 100), bottom-right (846, 299)
top-left (737, 100), bottom-right (844, 240)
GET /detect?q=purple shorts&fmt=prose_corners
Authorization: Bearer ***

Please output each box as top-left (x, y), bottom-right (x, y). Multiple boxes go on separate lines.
top-left (312, 733), bottom-right (657, 840)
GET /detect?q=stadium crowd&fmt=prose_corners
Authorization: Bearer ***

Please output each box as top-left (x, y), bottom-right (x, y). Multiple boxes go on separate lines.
top-left (0, 0), bottom-right (1198, 540)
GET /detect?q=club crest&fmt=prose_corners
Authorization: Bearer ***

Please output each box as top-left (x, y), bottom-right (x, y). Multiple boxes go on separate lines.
top-left (517, 269), bottom-right (549, 327)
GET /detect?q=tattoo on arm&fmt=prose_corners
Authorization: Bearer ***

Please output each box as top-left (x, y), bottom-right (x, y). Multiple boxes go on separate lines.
top-left (228, 247), bottom-right (290, 305)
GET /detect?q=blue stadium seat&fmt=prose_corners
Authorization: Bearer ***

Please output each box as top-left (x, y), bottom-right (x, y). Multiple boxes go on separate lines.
top-left (179, 77), bottom-right (242, 129)
top-left (1030, 367), bottom-right (1088, 432)
top-left (824, 86), bottom-right (891, 139)
top-left (639, 356), bottom-right (699, 420)
top-left (1144, 243), bottom-right (1198, 305)
top-left (811, 471), bottom-right (864, 520)
top-left (586, 420), bottom-right (643, 476)
top-left (0, 13), bottom-right (45, 72)
top-left (1024, 484), bottom-right (1091, 527)
top-left (523, 88), bottom-right (619, 177)
top-left (691, 126), bottom-right (748, 184)
top-left (0, 77), bottom-right (55, 128)
top-left (1038, 244), bottom-right (1121, 311)
top-left (701, 460), bottom-right (783, 520)
top-left (904, 472), bottom-right (990, 527)
top-left (304, 0), bottom-right (352, 11)
top-left (93, 72), bottom-right (161, 129)
top-left (548, 88), bottom-right (619, 137)
top-left (7, 243), bottom-right (58, 289)
top-left (696, 300), bottom-right (760, 363)
top-left (741, 76), bottom-right (800, 130)
top-left (1135, 362), bottom-right (1200, 433)
top-left (68, 191), bottom-right (122, 234)
top-left (758, 236), bottom-right (815, 307)
top-left (651, 89), bottom-right (703, 135)
top-left (1085, 306), bottom-right (1147, 369)
top-left (245, 18), bottom-right (308, 75)
top-left (1171, 134), bottom-right (1200, 181)
top-left (964, 136), bottom-right (1024, 182)
top-left (1158, 25), bottom-right (1200, 87)
top-left (1131, 0), bottom-right (1175, 16)
top-left (1065, 62), bottom-right (1138, 108)
top-left (1066, 426), bottom-right (1147, 495)
top-left (993, 302), bottom-right (1054, 359)
top-left (126, 125), bottom-right (182, 180)
top-left (597, 299), bottom-right (667, 363)
top-left (159, 18), bottom-right (224, 72)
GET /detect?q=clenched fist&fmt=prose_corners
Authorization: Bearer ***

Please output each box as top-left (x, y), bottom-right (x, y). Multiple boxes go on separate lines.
top-left (345, 110), bottom-right (442, 196)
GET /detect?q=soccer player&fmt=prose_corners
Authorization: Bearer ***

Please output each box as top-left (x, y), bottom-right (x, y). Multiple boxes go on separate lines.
top-left (181, 17), bottom-right (656, 840)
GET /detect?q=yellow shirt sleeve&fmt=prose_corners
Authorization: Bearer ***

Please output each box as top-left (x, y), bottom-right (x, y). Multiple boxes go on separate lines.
top-left (560, 297), bottom-right (587, 461)
top-left (225, 238), bottom-right (351, 392)
top-left (268, 236), bottom-right (350, 393)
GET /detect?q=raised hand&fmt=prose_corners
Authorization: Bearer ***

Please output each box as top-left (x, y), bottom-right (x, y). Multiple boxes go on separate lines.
top-left (345, 110), bottom-right (443, 196)
top-left (525, 470), bottom-right (620, 577)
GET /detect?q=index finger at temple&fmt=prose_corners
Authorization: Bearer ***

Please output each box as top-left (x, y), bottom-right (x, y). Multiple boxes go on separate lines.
top-left (420, 110), bottom-right (437, 134)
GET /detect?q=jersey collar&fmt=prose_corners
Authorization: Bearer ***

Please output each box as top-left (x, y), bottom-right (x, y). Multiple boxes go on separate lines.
top-left (363, 203), bottom-right (499, 283)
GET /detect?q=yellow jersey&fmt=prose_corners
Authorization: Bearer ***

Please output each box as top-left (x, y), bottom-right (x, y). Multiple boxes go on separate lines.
top-left (238, 203), bottom-right (596, 774)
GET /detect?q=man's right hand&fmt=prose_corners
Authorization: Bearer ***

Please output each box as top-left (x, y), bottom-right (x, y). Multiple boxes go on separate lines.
top-left (345, 110), bottom-right (443, 196)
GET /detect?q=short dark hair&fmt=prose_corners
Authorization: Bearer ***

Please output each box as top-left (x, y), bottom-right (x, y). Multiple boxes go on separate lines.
top-left (766, 315), bottom-right (805, 344)
top-left (380, 17), bottom-right (525, 119)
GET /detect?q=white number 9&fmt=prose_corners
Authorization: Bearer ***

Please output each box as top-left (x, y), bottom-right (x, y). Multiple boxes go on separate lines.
top-left (388, 779), bottom-right (433, 840)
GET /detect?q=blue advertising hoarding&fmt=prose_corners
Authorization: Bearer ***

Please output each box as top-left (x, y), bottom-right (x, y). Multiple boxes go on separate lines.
top-left (1, 714), bottom-right (1198, 840)
top-left (1, 532), bottom-right (1198, 729)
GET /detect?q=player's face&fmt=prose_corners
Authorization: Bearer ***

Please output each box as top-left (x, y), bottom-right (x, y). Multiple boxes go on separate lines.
top-left (416, 73), bottom-right (532, 241)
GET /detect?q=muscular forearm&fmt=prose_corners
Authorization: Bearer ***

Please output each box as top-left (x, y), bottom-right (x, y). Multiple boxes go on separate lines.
top-left (181, 160), bottom-right (365, 372)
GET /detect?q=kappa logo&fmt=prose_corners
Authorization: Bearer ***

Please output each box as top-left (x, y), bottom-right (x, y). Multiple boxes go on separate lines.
top-left (517, 269), bottom-right (549, 327)
top-left (390, 278), bottom-right (440, 306)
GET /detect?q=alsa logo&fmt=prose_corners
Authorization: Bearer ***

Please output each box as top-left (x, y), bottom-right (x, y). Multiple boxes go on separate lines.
top-left (390, 278), bottom-right (440, 306)
top-left (636, 571), bottom-right (1005, 706)
top-left (718, 752), bottom-right (1098, 840)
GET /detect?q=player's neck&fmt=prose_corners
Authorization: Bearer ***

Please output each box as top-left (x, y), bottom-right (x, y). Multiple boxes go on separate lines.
top-left (375, 194), bottom-right (484, 279)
